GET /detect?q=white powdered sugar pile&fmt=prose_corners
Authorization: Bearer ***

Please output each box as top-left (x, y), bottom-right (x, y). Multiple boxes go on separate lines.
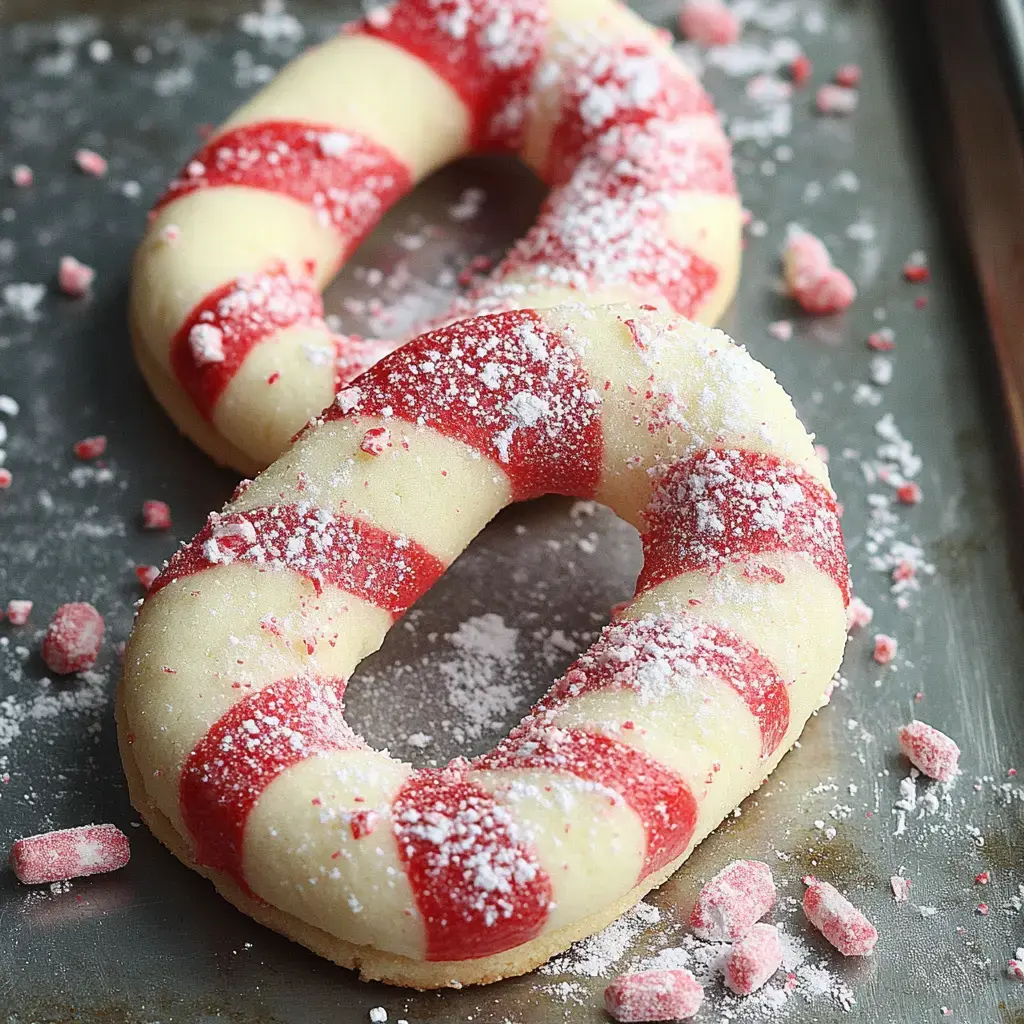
top-left (540, 901), bottom-right (662, 977)
top-left (440, 613), bottom-right (523, 743)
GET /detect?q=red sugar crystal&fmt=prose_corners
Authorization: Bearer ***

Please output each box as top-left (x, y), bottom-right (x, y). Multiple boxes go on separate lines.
top-left (135, 565), bottom-right (160, 591)
top-left (142, 499), bottom-right (172, 530)
top-left (896, 481), bottom-right (922, 505)
top-left (42, 602), bottom-right (104, 674)
top-left (897, 720), bottom-right (960, 781)
top-left (604, 969), bottom-right (703, 1022)
top-left (803, 877), bottom-right (878, 956)
top-left (9, 823), bottom-right (129, 884)
top-left (789, 54), bottom-right (813, 86)
top-left (690, 859), bottom-right (776, 941)
top-left (73, 435), bottom-right (107, 460)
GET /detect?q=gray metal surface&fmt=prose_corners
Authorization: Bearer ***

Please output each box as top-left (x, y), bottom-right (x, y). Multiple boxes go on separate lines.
top-left (1, 2), bottom-right (1023, 1021)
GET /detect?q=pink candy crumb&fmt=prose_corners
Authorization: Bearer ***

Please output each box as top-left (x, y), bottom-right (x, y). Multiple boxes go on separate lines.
top-left (816, 84), bottom-right (858, 116)
top-left (873, 633), bottom-right (897, 665)
top-left (73, 435), bottom-right (107, 460)
top-left (9, 823), bottom-right (129, 884)
top-left (690, 859), bottom-right (776, 941)
top-left (58, 256), bottom-right (96, 297)
top-left (42, 602), bottom-right (105, 675)
top-left (75, 148), bottom-right (108, 177)
top-left (834, 64), bottom-right (862, 88)
top-left (846, 596), bottom-right (873, 631)
top-left (135, 565), bottom-right (160, 591)
top-left (897, 720), bottom-right (960, 781)
top-left (142, 499), bottom-right (172, 530)
top-left (0, 468), bottom-right (12, 489)
top-left (897, 481), bottom-right (922, 505)
top-left (789, 54), bottom-right (813, 86)
top-left (890, 875), bottom-right (911, 902)
top-left (6, 599), bottom-right (32, 625)
top-left (783, 230), bottom-right (856, 315)
top-left (803, 877), bottom-right (878, 956)
top-left (725, 923), bottom-right (783, 995)
top-left (604, 969), bottom-right (703, 1022)
top-left (1009, 951), bottom-right (1024, 982)
top-left (360, 426), bottom-right (391, 456)
top-left (678, 0), bottom-right (740, 47)
top-left (11, 164), bottom-right (33, 187)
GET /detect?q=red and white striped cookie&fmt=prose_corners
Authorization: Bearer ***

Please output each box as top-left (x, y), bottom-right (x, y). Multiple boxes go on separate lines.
top-left (118, 304), bottom-right (848, 988)
top-left (130, 0), bottom-right (741, 474)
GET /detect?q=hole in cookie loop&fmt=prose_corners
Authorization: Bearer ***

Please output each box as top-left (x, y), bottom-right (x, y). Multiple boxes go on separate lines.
top-left (126, 306), bottom-right (850, 974)
top-left (134, 0), bottom-right (741, 475)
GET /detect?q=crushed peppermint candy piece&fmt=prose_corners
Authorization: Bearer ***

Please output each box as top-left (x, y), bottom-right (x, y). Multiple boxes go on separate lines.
top-left (9, 823), bottom-right (129, 884)
top-left (725, 923), bottom-right (783, 995)
top-left (604, 968), bottom-right (703, 1022)
top-left (897, 720), bottom-right (960, 781)
top-left (360, 426), bottom-right (391, 456)
top-left (75, 148), bottom-right (108, 177)
top-left (73, 436), bottom-right (107, 460)
top-left (135, 565), bottom-right (160, 591)
top-left (188, 323), bottom-right (226, 365)
top-left (872, 634), bottom-right (897, 665)
top-left (0, 468), bottom-right (12, 489)
top-left (803, 877), bottom-right (878, 956)
top-left (41, 602), bottom-right (105, 675)
top-left (1009, 950), bottom-right (1024, 982)
top-left (690, 859), bottom-right (776, 941)
top-left (846, 596), bottom-right (873, 631)
top-left (6, 599), bottom-right (32, 625)
top-left (783, 229), bottom-right (856, 315)
top-left (816, 84), bottom-right (858, 116)
top-left (368, 1009), bottom-right (387, 1024)
top-left (903, 256), bottom-right (930, 283)
top-left (868, 328), bottom-right (895, 351)
top-left (678, 1), bottom-right (739, 47)
top-left (142, 499), bottom-right (172, 530)
top-left (834, 64), bottom-right (862, 88)
top-left (58, 256), bottom-right (95, 297)
top-left (890, 875), bottom-right (911, 902)
top-left (975, 871), bottom-right (990, 885)
top-left (768, 319), bottom-right (793, 341)
top-left (11, 164), bottom-right (33, 187)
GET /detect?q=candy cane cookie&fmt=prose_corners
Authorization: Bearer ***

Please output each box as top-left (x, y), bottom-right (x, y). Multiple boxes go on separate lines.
top-left (131, 0), bottom-right (741, 475)
top-left (118, 303), bottom-right (849, 989)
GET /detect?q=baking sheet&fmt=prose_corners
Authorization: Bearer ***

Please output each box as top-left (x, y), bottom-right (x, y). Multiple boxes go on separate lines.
top-left (2, 1), bottom-right (1023, 1021)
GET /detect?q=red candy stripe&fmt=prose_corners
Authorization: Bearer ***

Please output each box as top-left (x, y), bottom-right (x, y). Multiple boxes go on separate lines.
top-left (477, 727), bottom-right (698, 879)
top-left (545, 39), bottom-right (716, 185)
top-left (539, 615), bottom-right (789, 759)
top-left (392, 767), bottom-right (552, 961)
top-left (154, 121), bottom-right (412, 244)
top-left (151, 503), bottom-right (446, 617)
top-left (358, 0), bottom-right (547, 149)
top-left (170, 262), bottom-right (326, 421)
top-left (325, 310), bottom-right (603, 502)
top-left (180, 676), bottom-right (359, 891)
top-left (637, 449), bottom-right (851, 606)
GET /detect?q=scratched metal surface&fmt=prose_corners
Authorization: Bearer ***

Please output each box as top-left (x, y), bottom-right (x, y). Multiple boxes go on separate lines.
top-left (1, 1), bottom-right (1023, 1022)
